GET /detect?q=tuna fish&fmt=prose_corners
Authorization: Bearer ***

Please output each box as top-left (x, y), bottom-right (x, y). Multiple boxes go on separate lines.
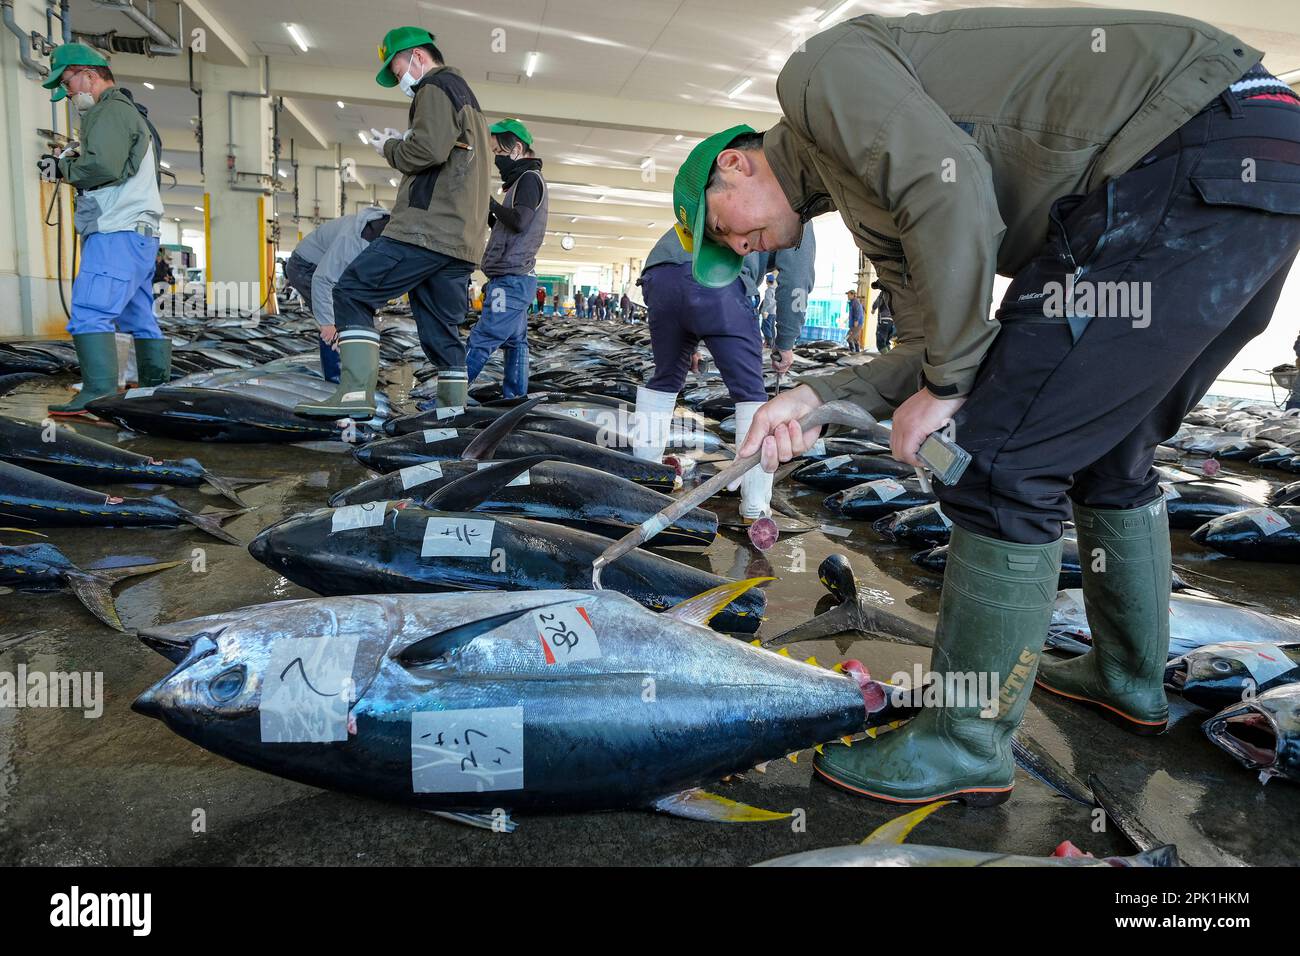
top-left (0, 414), bottom-right (247, 505)
top-left (1203, 684), bottom-right (1300, 784)
top-left (0, 541), bottom-right (183, 631)
top-left (247, 500), bottom-right (764, 632)
top-left (791, 453), bottom-right (915, 491)
top-left (1269, 480), bottom-right (1300, 506)
top-left (1191, 506), bottom-right (1300, 562)
top-left (1159, 479), bottom-right (1265, 530)
top-left (871, 502), bottom-right (953, 547)
top-left (823, 477), bottom-right (935, 521)
top-left (1166, 641), bottom-right (1300, 711)
top-left (0, 461), bottom-right (244, 544)
top-left (131, 587), bottom-right (883, 822)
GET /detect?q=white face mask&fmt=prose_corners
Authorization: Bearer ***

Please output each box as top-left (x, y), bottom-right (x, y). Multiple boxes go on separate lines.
top-left (71, 91), bottom-right (96, 113)
top-left (397, 56), bottom-right (424, 99)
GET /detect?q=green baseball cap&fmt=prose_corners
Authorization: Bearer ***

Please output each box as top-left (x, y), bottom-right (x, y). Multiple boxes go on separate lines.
top-left (490, 118), bottom-right (533, 147)
top-left (672, 124), bottom-right (755, 288)
top-left (42, 43), bottom-right (109, 102)
top-left (375, 26), bottom-right (436, 87)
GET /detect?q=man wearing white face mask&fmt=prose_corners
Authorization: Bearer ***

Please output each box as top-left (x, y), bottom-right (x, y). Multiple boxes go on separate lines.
top-left (39, 43), bottom-right (168, 416)
top-left (297, 26), bottom-right (491, 419)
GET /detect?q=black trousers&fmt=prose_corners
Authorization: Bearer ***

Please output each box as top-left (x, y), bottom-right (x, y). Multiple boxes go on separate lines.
top-left (283, 252), bottom-right (316, 309)
top-left (333, 236), bottom-right (472, 371)
top-left (939, 95), bottom-right (1300, 544)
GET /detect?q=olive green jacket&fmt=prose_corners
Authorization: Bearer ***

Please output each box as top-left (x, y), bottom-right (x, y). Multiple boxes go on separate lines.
top-left (768, 8), bottom-right (1260, 417)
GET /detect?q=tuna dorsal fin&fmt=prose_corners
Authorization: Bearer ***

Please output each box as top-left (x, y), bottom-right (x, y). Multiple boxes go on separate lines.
top-left (861, 800), bottom-right (953, 846)
top-left (664, 576), bottom-right (773, 627)
top-left (0, 527), bottom-right (46, 536)
top-left (397, 605), bottom-right (551, 667)
top-left (652, 789), bottom-right (792, 823)
top-left (422, 455), bottom-right (553, 511)
top-left (462, 395), bottom-right (545, 460)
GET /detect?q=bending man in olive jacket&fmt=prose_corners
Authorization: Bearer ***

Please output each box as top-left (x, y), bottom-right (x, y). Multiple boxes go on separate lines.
top-left (298, 26), bottom-right (490, 418)
top-left (675, 8), bottom-right (1300, 806)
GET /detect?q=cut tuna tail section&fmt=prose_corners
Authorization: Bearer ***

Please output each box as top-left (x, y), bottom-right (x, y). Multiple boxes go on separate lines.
top-left (65, 559), bottom-right (186, 631)
top-left (180, 507), bottom-right (248, 545)
top-left (200, 472), bottom-right (250, 508)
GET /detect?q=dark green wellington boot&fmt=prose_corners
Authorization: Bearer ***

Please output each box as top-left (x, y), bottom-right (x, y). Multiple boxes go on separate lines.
top-left (294, 328), bottom-right (380, 418)
top-left (814, 526), bottom-right (1063, 806)
top-left (436, 367), bottom-right (468, 408)
top-left (49, 332), bottom-right (120, 416)
top-left (1035, 499), bottom-right (1171, 734)
top-left (133, 337), bottom-right (172, 388)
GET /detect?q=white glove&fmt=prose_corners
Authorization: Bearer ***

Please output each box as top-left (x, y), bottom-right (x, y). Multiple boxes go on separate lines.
top-left (400, 128), bottom-right (413, 141)
top-left (365, 128), bottom-right (400, 156)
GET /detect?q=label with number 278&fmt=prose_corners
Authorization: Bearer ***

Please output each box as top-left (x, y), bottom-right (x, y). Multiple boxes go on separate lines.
top-left (534, 604), bottom-right (601, 664)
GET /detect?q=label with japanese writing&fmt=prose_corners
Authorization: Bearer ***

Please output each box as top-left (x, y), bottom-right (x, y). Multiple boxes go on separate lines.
top-left (422, 428), bottom-right (457, 443)
top-left (534, 603), bottom-right (601, 664)
top-left (434, 405), bottom-right (464, 420)
top-left (398, 461), bottom-right (443, 490)
top-left (820, 524), bottom-right (852, 537)
top-left (1247, 509), bottom-right (1291, 536)
top-left (1206, 641), bottom-right (1297, 686)
top-left (125, 387), bottom-right (157, 400)
top-left (259, 634), bottom-right (359, 743)
top-left (868, 478), bottom-right (907, 502)
top-left (475, 462), bottom-right (529, 486)
top-left (411, 706), bottom-right (524, 793)
top-left (809, 439), bottom-right (827, 457)
top-left (421, 517), bottom-right (496, 557)
top-left (331, 502), bottom-right (387, 532)
top-left (820, 454), bottom-right (853, 470)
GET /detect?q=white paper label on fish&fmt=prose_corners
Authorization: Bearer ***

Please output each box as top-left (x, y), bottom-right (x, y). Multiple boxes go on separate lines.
top-left (411, 706), bottom-right (524, 793)
top-left (434, 405), bottom-right (464, 420)
top-left (820, 524), bottom-right (852, 537)
top-left (534, 603), bottom-right (601, 664)
top-left (868, 478), bottom-right (907, 502)
top-left (475, 462), bottom-right (529, 486)
top-left (421, 517), bottom-right (496, 557)
top-left (259, 634), bottom-right (359, 743)
top-left (422, 428), bottom-right (457, 443)
top-left (821, 454), bottom-right (853, 469)
top-left (1248, 509), bottom-right (1290, 536)
top-left (331, 502), bottom-right (387, 532)
top-left (1211, 641), bottom-right (1297, 686)
top-left (1160, 482), bottom-right (1181, 500)
top-left (398, 461), bottom-right (444, 490)
top-left (809, 439), bottom-right (827, 457)
top-left (125, 387), bottom-right (157, 399)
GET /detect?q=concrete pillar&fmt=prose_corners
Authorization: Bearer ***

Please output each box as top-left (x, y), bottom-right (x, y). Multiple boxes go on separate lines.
top-left (0, 0), bottom-right (76, 337)
top-left (199, 58), bottom-right (273, 298)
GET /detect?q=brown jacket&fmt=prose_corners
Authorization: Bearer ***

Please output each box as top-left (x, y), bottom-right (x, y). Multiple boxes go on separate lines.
top-left (383, 66), bottom-right (491, 264)
top-left (768, 8), bottom-right (1260, 417)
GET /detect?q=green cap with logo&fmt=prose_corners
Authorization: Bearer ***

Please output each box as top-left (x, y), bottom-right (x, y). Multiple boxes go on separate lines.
top-left (42, 42), bottom-right (109, 102)
top-left (490, 118), bottom-right (533, 147)
top-left (672, 124), bottom-right (755, 288)
top-left (375, 26), bottom-right (436, 87)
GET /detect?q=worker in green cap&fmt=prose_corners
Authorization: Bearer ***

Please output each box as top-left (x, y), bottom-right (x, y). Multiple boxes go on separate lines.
top-left (297, 27), bottom-right (490, 418)
top-left (464, 118), bottom-right (549, 399)
top-left (678, 9), bottom-right (1300, 808)
top-left (39, 43), bottom-right (169, 416)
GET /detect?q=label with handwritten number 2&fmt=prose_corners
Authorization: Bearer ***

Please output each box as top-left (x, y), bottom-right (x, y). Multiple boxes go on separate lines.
top-left (534, 604), bottom-right (601, 664)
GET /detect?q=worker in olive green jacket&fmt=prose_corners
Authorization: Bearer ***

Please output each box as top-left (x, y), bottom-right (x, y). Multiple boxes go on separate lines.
top-left (677, 8), bottom-right (1300, 807)
top-left (297, 26), bottom-right (490, 418)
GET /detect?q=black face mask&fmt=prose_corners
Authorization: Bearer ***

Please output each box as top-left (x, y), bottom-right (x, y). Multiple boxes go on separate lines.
top-left (494, 154), bottom-right (520, 178)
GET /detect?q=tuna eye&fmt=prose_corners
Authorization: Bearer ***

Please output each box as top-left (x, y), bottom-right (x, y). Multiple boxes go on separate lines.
top-left (1212, 660), bottom-right (1233, 674)
top-left (210, 666), bottom-right (246, 701)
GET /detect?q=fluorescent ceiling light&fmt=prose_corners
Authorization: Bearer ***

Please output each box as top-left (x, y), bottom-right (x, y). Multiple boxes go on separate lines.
top-left (570, 216), bottom-right (578, 223)
top-left (285, 23), bottom-right (310, 53)
top-left (277, 168), bottom-right (288, 178)
top-left (172, 217), bottom-right (180, 222)
top-left (727, 77), bottom-right (753, 99)
top-left (158, 160), bottom-right (171, 169)
top-left (193, 206), bottom-right (203, 211)
top-left (336, 100), bottom-right (346, 109)
top-left (389, 178), bottom-right (398, 187)
top-left (142, 81), bottom-right (155, 90)
top-left (639, 156), bottom-right (653, 168)
top-left (358, 130), bottom-right (369, 144)
top-left (525, 52), bottom-right (539, 77)
top-left (674, 134), bottom-right (683, 141)
top-left (816, 1), bottom-right (853, 24)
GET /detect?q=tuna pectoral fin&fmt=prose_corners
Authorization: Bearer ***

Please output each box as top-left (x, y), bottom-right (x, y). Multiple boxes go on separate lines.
top-left (665, 576), bottom-right (772, 628)
top-left (182, 508), bottom-right (248, 545)
top-left (200, 473), bottom-right (250, 508)
top-left (862, 801), bottom-right (954, 846)
top-left (653, 789), bottom-right (792, 823)
top-left (463, 395), bottom-right (546, 460)
top-left (398, 605), bottom-right (553, 666)
top-left (760, 602), bottom-right (859, 648)
top-left (423, 455), bottom-right (555, 510)
top-left (65, 560), bottom-right (185, 631)
top-left (427, 810), bottom-right (517, 833)
top-left (0, 527), bottom-right (47, 537)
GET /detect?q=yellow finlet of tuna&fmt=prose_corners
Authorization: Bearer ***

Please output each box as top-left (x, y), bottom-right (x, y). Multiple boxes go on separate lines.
top-left (804, 656), bottom-right (819, 666)
top-left (750, 639), bottom-right (761, 646)
top-left (753, 761), bottom-right (769, 774)
top-left (862, 800), bottom-right (955, 846)
top-left (866, 727), bottom-right (878, 739)
top-left (814, 744), bottom-right (824, 754)
top-left (832, 662), bottom-right (845, 673)
top-left (787, 751), bottom-right (799, 764)
top-left (778, 647), bottom-right (791, 657)
top-left (665, 576), bottom-right (774, 627)
top-left (652, 788), bottom-right (792, 822)
top-left (840, 735), bottom-right (854, 746)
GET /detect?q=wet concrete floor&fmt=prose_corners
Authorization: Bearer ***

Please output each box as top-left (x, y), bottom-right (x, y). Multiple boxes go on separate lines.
top-left (1, 375), bottom-right (1297, 866)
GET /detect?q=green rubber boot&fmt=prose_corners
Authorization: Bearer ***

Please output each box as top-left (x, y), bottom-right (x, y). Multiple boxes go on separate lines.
top-left (49, 332), bottom-right (120, 416)
top-left (294, 328), bottom-right (379, 418)
top-left (436, 367), bottom-right (468, 408)
top-left (1035, 499), bottom-right (1171, 734)
top-left (133, 337), bottom-right (172, 388)
top-left (814, 526), bottom-right (1063, 806)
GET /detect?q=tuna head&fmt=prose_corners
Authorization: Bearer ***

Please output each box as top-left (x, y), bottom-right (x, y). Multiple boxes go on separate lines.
top-left (1203, 683), bottom-right (1300, 784)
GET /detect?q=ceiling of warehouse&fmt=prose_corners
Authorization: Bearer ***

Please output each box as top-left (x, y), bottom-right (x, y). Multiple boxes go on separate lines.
top-left (59, 0), bottom-right (1300, 265)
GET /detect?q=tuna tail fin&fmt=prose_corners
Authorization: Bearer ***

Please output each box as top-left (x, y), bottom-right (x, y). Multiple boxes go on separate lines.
top-left (760, 601), bottom-right (858, 648)
top-left (422, 455), bottom-right (554, 511)
top-left (861, 800), bottom-right (954, 846)
top-left (0, 372), bottom-right (42, 397)
top-left (200, 472), bottom-right (250, 508)
top-left (64, 560), bottom-right (184, 631)
top-left (462, 395), bottom-right (546, 460)
top-left (181, 507), bottom-right (248, 545)
top-left (653, 789), bottom-right (792, 823)
top-left (665, 576), bottom-right (773, 627)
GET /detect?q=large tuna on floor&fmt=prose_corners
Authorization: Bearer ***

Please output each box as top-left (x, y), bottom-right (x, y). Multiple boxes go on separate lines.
top-left (247, 500), bottom-right (763, 632)
top-left (131, 588), bottom-right (880, 822)
top-left (1190, 506), bottom-right (1300, 562)
top-left (1203, 683), bottom-right (1300, 785)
